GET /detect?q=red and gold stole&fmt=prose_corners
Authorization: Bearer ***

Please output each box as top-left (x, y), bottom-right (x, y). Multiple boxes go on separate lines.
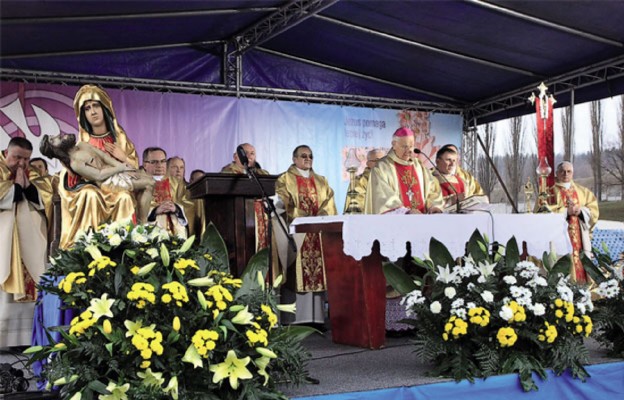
top-left (295, 175), bottom-right (325, 292)
top-left (154, 178), bottom-right (175, 233)
top-left (440, 175), bottom-right (466, 197)
top-left (556, 186), bottom-right (586, 283)
top-left (254, 200), bottom-right (269, 251)
top-left (394, 163), bottom-right (424, 212)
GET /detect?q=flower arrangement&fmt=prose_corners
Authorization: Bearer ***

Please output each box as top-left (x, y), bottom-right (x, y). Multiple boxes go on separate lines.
top-left (584, 246), bottom-right (624, 357)
top-left (26, 221), bottom-right (313, 399)
top-left (384, 230), bottom-right (594, 391)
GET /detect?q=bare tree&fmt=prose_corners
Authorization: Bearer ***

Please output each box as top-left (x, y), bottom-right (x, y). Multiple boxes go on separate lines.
top-left (476, 123), bottom-right (498, 197)
top-left (561, 105), bottom-right (573, 162)
top-left (602, 96), bottom-right (624, 198)
top-left (589, 100), bottom-right (603, 200)
top-left (504, 116), bottom-right (527, 207)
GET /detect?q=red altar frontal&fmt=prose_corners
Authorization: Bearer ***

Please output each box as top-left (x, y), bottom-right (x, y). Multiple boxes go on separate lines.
top-left (291, 214), bottom-right (572, 349)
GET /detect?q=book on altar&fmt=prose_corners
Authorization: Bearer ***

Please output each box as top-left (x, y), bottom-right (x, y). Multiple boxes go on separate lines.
top-left (443, 195), bottom-right (492, 213)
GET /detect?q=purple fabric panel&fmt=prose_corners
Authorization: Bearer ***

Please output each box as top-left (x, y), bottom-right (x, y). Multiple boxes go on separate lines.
top-left (243, 50), bottom-right (433, 101)
top-left (1, 48), bottom-right (222, 84)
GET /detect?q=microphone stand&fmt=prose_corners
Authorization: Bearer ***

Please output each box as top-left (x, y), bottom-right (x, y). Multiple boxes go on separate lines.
top-left (415, 149), bottom-right (461, 214)
top-left (242, 163), bottom-right (297, 286)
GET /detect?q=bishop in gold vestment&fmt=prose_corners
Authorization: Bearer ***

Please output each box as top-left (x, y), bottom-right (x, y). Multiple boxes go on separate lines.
top-left (58, 85), bottom-right (138, 248)
top-left (551, 162), bottom-right (599, 284)
top-left (365, 128), bottom-right (443, 214)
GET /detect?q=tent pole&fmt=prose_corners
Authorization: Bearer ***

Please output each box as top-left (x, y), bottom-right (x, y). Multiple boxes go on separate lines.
top-left (471, 118), bottom-right (519, 213)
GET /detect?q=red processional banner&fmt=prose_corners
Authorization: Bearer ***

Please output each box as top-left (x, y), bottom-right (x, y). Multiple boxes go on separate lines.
top-left (535, 94), bottom-right (555, 187)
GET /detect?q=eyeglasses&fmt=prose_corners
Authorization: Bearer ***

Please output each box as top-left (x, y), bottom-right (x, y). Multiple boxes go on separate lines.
top-left (145, 159), bottom-right (167, 165)
top-left (298, 154), bottom-right (313, 160)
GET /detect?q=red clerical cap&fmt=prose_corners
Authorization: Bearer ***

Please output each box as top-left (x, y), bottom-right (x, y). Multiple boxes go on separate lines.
top-left (393, 127), bottom-right (414, 137)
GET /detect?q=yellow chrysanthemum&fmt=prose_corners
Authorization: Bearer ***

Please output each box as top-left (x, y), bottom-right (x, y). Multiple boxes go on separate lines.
top-left (127, 283), bottom-right (156, 309)
top-left (497, 326), bottom-right (517, 347)
top-left (537, 322), bottom-right (558, 343)
top-left (468, 307), bottom-right (490, 327)
top-left (191, 329), bottom-right (219, 358)
top-left (161, 282), bottom-right (189, 307)
top-left (173, 258), bottom-right (199, 275)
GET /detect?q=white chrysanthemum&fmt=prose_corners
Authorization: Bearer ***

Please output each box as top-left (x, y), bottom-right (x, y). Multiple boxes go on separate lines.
top-left (557, 278), bottom-right (574, 302)
top-left (516, 261), bottom-right (539, 273)
top-left (401, 290), bottom-right (426, 308)
top-left (466, 302), bottom-right (476, 310)
top-left (510, 285), bottom-right (533, 306)
top-left (499, 305), bottom-right (514, 321)
top-left (451, 298), bottom-right (464, 309)
top-left (526, 276), bottom-right (548, 288)
top-left (530, 303), bottom-right (546, 316)
top-left (131, 229), bottom-right (148, 244)
top-left (596, 279), bottom-right (620, 299)
top-left (467, 283), bottom-right (476, 292)
top-left (108, 233), bottom-right (122, 247)
top-left (454, 263), bottom-right (479, 279)
top-left (477, 275), bottom-right (487, 284)
top-left (503, 275), bottom-right (517, 285)
top-left (444, 287), bottom-right (456, 299)
top-left (481, 290), bottom-right (494, 303)
top-left (576, 288), bottom-right (594, 314)
top-left (451, 307), bottom-right (467, 319)
top-left (430, 301), bottom-right (442, 314)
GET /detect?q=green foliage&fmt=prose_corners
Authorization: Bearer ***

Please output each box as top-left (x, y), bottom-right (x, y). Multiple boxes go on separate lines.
top-left (385, 229), bottom-right (596, 391)
top-left (586, 246), bottom-right (624, 357)
top-left (27, 221), bottom-right (310, 400)
top-left (382, 262), bottom-right (418, 295)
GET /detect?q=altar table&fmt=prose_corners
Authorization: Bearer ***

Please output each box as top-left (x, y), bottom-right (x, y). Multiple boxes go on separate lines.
top-left (290, 214), bottom-right (571, 349)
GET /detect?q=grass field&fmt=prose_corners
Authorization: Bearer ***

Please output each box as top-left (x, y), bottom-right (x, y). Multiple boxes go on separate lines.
top-left (599, 200), bottom-right (624, 221)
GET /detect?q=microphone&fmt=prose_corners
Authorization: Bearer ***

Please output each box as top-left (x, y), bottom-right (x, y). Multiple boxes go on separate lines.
top-left (236, 145), bottom-right (249, 167)
top-left (413, 148), bottom-right (461, 214)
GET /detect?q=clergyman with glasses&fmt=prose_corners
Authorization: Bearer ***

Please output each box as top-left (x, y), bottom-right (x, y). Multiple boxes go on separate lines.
top-left (275, 145), bottom-right (337, 328)
top-left (142, 147), bottom-right (196, 238)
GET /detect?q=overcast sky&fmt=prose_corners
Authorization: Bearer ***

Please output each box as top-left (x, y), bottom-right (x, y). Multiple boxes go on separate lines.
top-left (486, 95), bottom-right (622, 156)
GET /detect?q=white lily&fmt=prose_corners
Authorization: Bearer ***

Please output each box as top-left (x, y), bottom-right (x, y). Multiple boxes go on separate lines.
top-left (436, 265), bottom-right (458, 284)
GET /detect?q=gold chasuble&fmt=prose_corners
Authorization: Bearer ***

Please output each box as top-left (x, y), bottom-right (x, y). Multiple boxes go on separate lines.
top-left (276, 165), bottom-right (337, 292)
top-left (221, 163), bottom-right (271, 250)
top-left (551, 182), bottom-right (599, 283)
top-left (58, 85), bottom-right (139, 249)
top-left (0, 153), bottom-right (47, 300)
top-left (149, 176), bottom-right (197, 238)
top-left (457, 166), bottom-right (485, 197)
top-left (365, 151), bottom-right (443, 214)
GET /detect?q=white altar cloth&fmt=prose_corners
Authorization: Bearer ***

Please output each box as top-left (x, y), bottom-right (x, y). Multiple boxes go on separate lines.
top-left (290, 213), bottom-right (572, 261)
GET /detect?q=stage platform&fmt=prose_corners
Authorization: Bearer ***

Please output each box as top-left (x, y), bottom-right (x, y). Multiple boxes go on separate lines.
top-left (280, 331), bottom-right (624, 400)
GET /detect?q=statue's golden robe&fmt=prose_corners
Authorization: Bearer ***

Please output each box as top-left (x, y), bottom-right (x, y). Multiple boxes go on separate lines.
top-left (58, 85), bottom-right (139, 249)
top-left (551, 181), bottom-right (599, 283)
top-left (365, 151), bottom-right (443, 214)
top-left (276, 165), bottom-right (337, 292)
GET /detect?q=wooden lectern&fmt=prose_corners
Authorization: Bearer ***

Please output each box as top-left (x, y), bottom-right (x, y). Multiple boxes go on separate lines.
top-left (188, 173), bottom-right (278, 277)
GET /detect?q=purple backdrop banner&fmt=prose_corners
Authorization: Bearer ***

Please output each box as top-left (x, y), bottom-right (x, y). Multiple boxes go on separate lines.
top-left (1, 82), bottom-right (462, 212)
